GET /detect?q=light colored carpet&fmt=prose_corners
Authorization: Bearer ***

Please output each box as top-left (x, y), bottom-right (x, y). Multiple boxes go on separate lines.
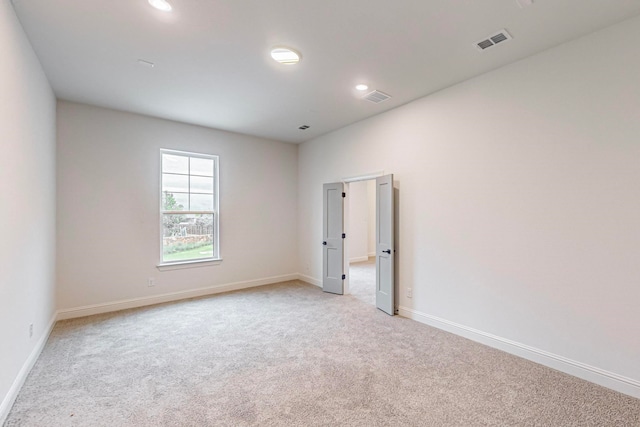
top-left (5, 280), bottom-right (640, 426)
top-left (348, 258), bottom-right (376, 306)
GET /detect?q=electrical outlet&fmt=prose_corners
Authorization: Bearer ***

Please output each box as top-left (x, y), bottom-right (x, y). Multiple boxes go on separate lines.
top-left (147, 278), bottom-right (155, 287)
top-left (407, 287), bottom-right (412, 298)
top-left (29, 324), bottom-right (33, 338)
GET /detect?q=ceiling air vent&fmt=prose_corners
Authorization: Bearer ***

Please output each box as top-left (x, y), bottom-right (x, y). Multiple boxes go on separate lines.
top-left (363, 90), bottom-right (391, 104)
top-left (475, 29), bottom-right (512, 51)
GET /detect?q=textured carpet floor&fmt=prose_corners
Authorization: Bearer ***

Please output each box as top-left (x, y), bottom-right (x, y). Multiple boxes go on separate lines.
top-left (348, 258), bottom-right (376, 306)
top-left (5, 281), bottom-right (640, 426)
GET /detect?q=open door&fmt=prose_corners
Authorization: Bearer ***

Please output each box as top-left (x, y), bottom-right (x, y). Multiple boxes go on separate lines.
top-left (376, 174), bottom-right (395, 315)
top-left (322, 182), bottom-right (345, 294)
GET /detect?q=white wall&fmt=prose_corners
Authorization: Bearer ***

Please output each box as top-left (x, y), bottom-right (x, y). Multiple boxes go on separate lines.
top-left (0, 0), bottom-right (57, 419)
top-left (348, 181), bottom-right (369, 263)
top-left (367, 180), bottom-right (375, 256)
top-left (348, 180), bottom-right (376, 262)
top-left (298, 15), bottom-right (640, 395)
top-left (57, 101), bottom-right (298, 310)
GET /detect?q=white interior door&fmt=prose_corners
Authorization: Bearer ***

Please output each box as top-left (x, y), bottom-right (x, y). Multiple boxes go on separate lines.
top-left (376, 174), bottom-right (395, 315)
top-left (323, 182), bottom-right (345, 294)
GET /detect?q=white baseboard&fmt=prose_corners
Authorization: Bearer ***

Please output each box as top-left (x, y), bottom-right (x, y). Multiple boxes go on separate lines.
top-left (57, 273), bottom-right (299, 320)
top-left (367, 252), bottom-right (375, 257)
top-left (398, 306), bottom-right (640, 399)
top-left (0, 312), bottom-right (57, 425)
top-left (349, 256), bottom-right (369, 264)
top-left (298, 274), bottom-right (322, 288)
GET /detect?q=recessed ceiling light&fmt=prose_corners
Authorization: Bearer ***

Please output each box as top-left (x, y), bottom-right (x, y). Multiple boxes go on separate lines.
top-left (355, 84), bottom-right (369, 91)
top-left (148, 0), bottom-right (172, 12)
top-left (270, 47), bottom-right (301, 65)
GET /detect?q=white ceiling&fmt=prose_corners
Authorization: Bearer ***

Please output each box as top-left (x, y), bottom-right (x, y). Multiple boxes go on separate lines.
top-left (12, 0), bottom-right (640, 143)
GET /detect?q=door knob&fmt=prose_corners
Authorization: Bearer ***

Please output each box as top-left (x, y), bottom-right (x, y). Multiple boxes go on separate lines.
top-left (323, 241), bottom-right (327, 245)
top-left (382, 249), bottom-right (391, 254)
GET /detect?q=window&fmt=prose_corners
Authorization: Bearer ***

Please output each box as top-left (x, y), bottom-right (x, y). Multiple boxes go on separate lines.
top-left (160, 149), bottom-right (219, 264)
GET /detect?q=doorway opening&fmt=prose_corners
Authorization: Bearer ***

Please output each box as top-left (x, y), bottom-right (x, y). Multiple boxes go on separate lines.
top-left (322, 173), bottom-right (395, 315)
top-left (346, 179), bottom-right (376, 306)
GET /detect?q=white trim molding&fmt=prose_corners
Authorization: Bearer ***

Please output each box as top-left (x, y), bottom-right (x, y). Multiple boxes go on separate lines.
top-left (341, 171), bottom-right (384, 183)
top-left (57, 273), bottom-right (299, 320)
top-left (157, 258), bottom-right (223, 271)
top-left (398, 306), bottom-right (640, 399)
top-left (349, 256), bottom-right (369, 264)
top-left (298, 274), bottom-right (322, 288)
top-left (0, 313), bottom-right (57, 425)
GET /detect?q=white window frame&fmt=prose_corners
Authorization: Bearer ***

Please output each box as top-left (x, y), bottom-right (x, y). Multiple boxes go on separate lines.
top-left (158, 149), bottom-right (220, 268)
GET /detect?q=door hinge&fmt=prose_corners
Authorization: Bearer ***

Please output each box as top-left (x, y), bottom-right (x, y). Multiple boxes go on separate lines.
top-left (342, 274), bottom-right (346, 280)
top-left (342, 192), bottom-right (346, 198)
top-left (342, 233), bottom-right (346, 239)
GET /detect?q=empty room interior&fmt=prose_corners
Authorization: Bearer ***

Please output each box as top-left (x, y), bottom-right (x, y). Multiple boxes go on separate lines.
top-left (2, 0), bottom-right (640, 425)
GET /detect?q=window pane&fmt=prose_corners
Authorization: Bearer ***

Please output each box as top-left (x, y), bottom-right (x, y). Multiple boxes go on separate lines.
top-left (162, 154), bottom-right (189, 174)
top-left (162, 192), bottom-right (188, 211)
top-left (190, 176), bottom-right (213, 194)
top-left (191, 194), bottom-right (213, 211)
top-left (162, 173), bottom-right (189, 193)
top-left (190, 157), bottom-right (214, 177)
top-left (162, 213), bottom-right (214, 262)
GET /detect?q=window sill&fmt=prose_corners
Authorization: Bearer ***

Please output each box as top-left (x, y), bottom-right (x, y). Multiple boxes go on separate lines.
top-left (156, 258), bottom-right (223, 271)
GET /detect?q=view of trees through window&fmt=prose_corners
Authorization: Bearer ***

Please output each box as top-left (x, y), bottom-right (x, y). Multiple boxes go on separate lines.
top-left (161, 151), bottom-right (218, 263)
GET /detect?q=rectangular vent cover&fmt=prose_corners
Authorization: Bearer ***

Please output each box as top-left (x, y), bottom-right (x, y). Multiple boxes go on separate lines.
top-left (363, 90), bottom-right (391, 104)
top-left (475, 29), bottom-right (512, 51)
